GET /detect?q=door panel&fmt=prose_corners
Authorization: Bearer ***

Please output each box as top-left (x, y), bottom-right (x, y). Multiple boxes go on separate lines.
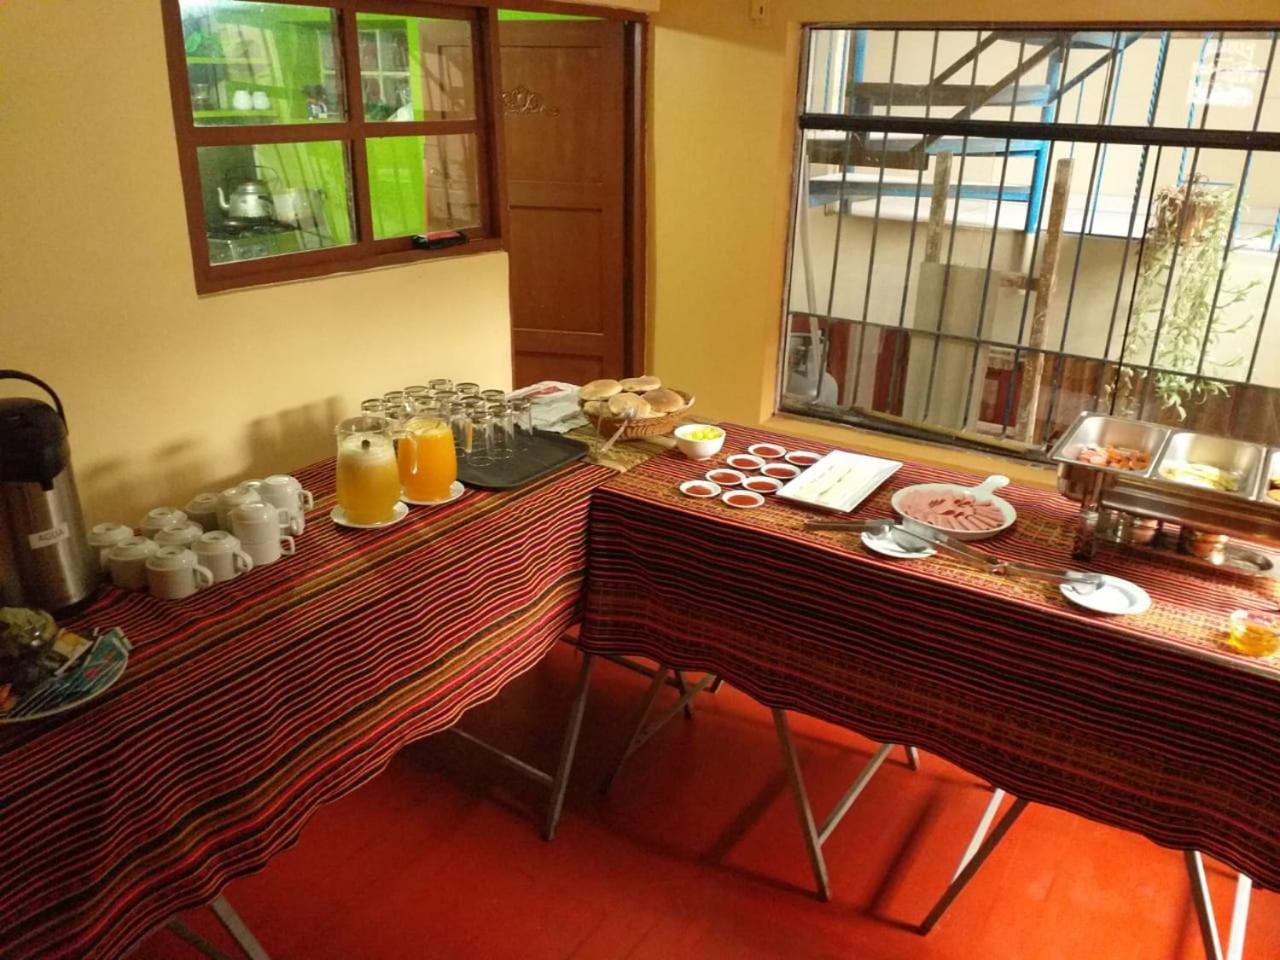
top-left (500, 20), bottom-right (626, 388)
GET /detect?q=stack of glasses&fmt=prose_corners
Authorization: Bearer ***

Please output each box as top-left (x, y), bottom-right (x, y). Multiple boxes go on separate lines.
top-left (359, 380), bottom-right (536, 475)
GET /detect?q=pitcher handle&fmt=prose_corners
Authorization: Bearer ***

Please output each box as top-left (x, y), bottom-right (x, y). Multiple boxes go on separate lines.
top-left (391, 427), bottom-right (416, 476)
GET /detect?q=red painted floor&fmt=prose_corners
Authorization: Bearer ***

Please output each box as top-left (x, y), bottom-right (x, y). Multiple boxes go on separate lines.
top-left (137, 643), bottom-right (1278, 960)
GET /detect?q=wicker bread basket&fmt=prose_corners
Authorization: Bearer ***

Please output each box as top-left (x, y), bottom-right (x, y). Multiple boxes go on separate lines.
top-left (582, 389), bottom-right (695, 440)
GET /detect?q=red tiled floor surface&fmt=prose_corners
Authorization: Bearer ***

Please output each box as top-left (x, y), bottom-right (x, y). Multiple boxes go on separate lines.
top-left (137, 643), bottom-right (1279, 960)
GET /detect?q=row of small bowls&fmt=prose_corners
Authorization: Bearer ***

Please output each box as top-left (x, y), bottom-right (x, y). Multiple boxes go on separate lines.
top-left (678, 442), bottom-right (821, 509)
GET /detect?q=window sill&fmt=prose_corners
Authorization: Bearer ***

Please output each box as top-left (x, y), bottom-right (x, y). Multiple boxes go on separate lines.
top-left (194, 236), bottom-right (504, 295)
top-left (763, 411), bottom-right (1058, 491)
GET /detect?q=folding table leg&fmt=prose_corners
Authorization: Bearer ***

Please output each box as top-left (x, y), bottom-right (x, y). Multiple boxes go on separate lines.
top-left (919, 795), bottom-right (1029, 933)
top-left (543, 653), bottom-right (596, 841)
top-left (209, 895), bottom-right (272, 960)
top-left (903, 745), bottom-right (921, 771)
top-left (1186, 850), bottom-right (1252, 960)
top-left (772, 708), bottom-right (898, 902)
top-left (601, 667), bottom-right (717, 792)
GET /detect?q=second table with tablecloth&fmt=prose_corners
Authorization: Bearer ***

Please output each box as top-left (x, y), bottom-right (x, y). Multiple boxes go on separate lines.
top-left (578, 425), bottom-right (1280, 893)
top-left (0, 458), bottom-right (611, 960)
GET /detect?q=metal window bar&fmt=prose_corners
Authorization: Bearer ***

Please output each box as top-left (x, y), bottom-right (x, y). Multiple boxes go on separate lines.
top-left (959, 37), bottom-right (1028, 430)
top-left (885, 30), bottom-right (942, 413)
top-left (847, 29), bottom-right (900, 410)
top-left (1039, 33), bottom-right (1123, 439)
top-left (792, 27), bottom-right (1280, 457)
top-left (1195, 32), bottom-right (1278, 385)
top-left (920, 30), bottom-right (986, 423)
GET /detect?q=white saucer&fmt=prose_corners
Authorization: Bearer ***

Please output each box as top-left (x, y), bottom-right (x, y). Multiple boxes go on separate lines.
top-left (861, 529), bottom-right (935, 559)
top-left (402, 481), bottom-right (465, 507)
top-left (1060, 574), bottom-right (1151, 615)
top-left (330, 501), bottom-right (410, 529)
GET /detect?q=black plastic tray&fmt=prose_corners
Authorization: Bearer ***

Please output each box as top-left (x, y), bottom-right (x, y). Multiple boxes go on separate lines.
top-left (457, 430), bottom-right (589, 490)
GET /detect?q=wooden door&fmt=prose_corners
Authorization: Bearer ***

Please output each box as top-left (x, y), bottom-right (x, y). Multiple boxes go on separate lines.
top-left (499, 19), bottom-right (627, 387)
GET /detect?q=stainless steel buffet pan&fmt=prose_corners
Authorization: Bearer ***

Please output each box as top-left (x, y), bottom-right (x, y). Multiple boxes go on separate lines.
top-left (1154, 430), bottom-right (1266, 500)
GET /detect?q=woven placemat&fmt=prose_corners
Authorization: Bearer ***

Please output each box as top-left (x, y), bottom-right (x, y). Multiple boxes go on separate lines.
top-left (568, 425), bottom-right (676, 473)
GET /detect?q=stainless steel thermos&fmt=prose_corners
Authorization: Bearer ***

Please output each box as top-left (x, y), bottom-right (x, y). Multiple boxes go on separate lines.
top-left (0, 371), bottom-right (96, 610)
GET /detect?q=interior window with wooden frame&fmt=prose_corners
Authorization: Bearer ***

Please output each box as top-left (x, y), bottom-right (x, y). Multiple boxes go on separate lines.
top-left (162, 0), bottom-right (505, 293)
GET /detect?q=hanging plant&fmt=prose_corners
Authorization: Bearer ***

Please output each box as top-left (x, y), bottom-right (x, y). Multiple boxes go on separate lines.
top-left (1119, 177), bottom-right (1258, 421)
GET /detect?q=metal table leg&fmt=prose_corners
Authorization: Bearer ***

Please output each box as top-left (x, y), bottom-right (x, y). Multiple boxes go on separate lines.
top-left (166, 895), bottom-right (272, 960)
top-left (919, 794), bottom-right (1030, 933)
top-left (1187, 850), bottom-right (1253, 960)
top-left (773, 708), bottom-right (899, 902)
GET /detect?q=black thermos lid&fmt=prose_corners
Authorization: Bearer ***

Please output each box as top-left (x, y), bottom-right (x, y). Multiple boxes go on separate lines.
top-left (0, 397), bottom-right (69, 486)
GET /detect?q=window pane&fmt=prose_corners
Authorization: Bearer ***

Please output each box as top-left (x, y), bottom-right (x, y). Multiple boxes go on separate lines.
top-left (366, 135), bottom-right (481, 239)
top-left (356, 14), bottom-right (476, 121)
top-left (180, 0), bottom-right (345, 125)
top-left (197, 141), bottom-right (355, 265)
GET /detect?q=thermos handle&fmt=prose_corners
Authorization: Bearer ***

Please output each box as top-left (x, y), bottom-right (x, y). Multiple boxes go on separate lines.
top-left (0, 370), bottom-right (67, 425)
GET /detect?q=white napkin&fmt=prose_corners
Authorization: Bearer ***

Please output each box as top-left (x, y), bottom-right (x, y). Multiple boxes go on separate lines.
top-left (508, 381), bottom-right (588, 433)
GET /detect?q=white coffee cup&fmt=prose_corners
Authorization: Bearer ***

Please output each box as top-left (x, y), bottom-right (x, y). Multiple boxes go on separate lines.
top-left (184, 492), bottom-right (221, 532)
top-left (154, 521), bottom-right (205, 551)
top-left (231, 89), bottom-right (254, 111)
top-left (140, 506), bottom-right (187, 539)
top-left (240, 532), bottom-right (296, 568)
top-left (230, 501), bottom-right (292, 543)
top-left (260, 474), bottom-right (313, 535)
top-left (193, 530), bottom-right (254, 583)
top-left (146, 546), bottom-right (214, 601)
top-left (103, 536), bottom-right (157, 591)
top-left (216, 483), bottom-right (262, 532)
top-left (87, 522), bottom-right (135, 575)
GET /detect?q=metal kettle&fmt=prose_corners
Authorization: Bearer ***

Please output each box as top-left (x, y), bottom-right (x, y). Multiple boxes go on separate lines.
top-left (0, 371), bottom-right (96, 611)
top-left (217, 170), bottom-right (275, 220)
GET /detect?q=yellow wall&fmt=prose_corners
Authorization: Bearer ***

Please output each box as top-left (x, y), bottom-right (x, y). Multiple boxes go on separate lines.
top-left (646, 1), bottom-right (1280, 486)
top-left (0, 2), bottom-right (514, 525)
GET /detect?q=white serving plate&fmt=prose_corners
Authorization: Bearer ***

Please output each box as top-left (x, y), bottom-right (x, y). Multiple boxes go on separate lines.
top-left (891, 475), bottom-right (1017, 542)
top-left (776, 450), bottom-right (902, 513)
top-left (1060, 574), bottom-right (1151, 615)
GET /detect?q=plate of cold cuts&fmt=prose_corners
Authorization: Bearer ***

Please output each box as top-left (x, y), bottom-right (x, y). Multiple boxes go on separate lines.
top-left (890, 475), bottom-right (1017, 541)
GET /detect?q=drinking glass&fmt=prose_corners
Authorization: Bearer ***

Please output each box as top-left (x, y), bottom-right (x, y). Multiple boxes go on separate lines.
top-left (429, 378), bottom-right (453, 393)
top-left (480, 388), bottom-right (506, 403)
top-left (360, 398), bottom-right (385, 416)
top-left (448, 402), bottom-right (471, 455)
top-left (405, 385), bottom-right (430, 404)
top-left (510, 398), bottom-right (534, 449)
top-left (382, 390), bottom-right (412, 422)
top-left (469, 411), bottom-right (495, 467)
top-left (490, 404), bottom-right (515, 461)
top-left (456, 382), bottom-right (480, 397)
top-left (463, 397), bottom-right (487, 413)
top-left (433, 390), bottom-right (459, 408)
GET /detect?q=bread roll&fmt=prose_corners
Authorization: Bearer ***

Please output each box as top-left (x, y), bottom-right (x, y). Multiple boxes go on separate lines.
top-left (607, 392), bottom-right (653, 419)
top-left (641, 387), bottom-right (684, 414)
top-left (580, 378), bottom-right (622, 401)
top-left (583, 399), bottom-right (609, 418)
top-left (620, 375), bottom-right (661, 392)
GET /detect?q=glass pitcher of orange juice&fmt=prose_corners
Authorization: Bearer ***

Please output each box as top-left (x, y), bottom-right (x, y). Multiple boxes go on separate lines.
top-left (335, 416), bottom-right (402, 524)
top-left (397, 404), bottom-right (458, 503)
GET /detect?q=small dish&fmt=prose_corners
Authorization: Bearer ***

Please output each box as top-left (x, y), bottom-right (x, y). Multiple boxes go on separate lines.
top-left (402, 480), bottom-right (465, 506)
top-left (726, 453), bottom-right (765, 472)
top-left (762, 462), bottom-right (801, 481)
top-left (785, 450), bottom-right (821, 467)
top-left (748, 442), bottom-right (787, 460)
top-left (860, 528), bottom-right (936, 560)
top-left (1060, 574), bottom-right (1151, 615)
top-left (674, 423), bottom-right (726, 460)
top-left (331, 502), bottom-right (410, 529)
top-left (721, 489), bottom-right (764, 509)
top-left (705, 468), bottom-right (746, 487)
top-left (742, 476), bottom-right (783, 495)
top-left (679, 479), bottom-right (722, 499)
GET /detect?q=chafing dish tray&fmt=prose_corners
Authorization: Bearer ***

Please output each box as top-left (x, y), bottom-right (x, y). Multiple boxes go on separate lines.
top-left (1049, 413), bottom-right (1280, 555)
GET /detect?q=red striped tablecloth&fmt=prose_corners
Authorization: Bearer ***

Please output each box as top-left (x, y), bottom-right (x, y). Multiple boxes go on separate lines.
top-left (579, 425), bottom-right (1280, 891)
top-left (0, 458), bottom-right (609, 960)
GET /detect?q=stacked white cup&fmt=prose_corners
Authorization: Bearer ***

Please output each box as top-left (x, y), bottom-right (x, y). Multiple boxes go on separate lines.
top-left (193, 530), bottom-right (254, 583)
top-left (230, 501), bottom-right (296, 568)
top-left (216, 483), bottom-right (262, 531)
top-left (259, 474), bottom-right (313, 535)
top-left (146, 546), bottom-right (215, 600)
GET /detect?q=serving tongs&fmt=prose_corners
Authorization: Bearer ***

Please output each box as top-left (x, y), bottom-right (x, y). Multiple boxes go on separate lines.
top-left (805, 519), bottom-right (1104, 593)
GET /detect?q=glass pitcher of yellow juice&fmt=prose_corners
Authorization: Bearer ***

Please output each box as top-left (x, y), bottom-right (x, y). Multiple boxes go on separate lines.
top-left (397, 412), bottom-right (458, 502)
top-left (335, 416), bottom-right (402, 524)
